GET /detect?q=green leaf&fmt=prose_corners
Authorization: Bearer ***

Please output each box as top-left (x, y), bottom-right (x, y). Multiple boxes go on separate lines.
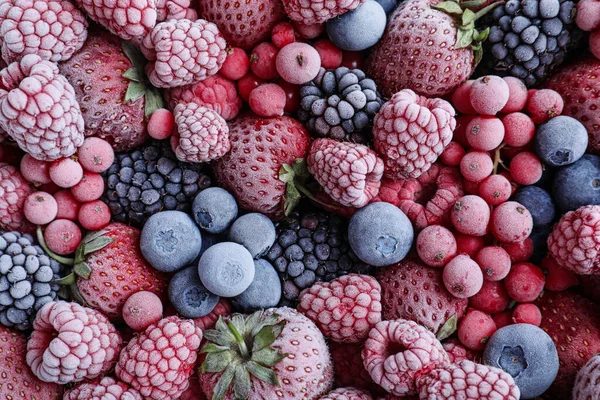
top-left (432, 1), bottom-right (464, 14)
top-left (74, 242), bottom-right (86, 265)
top-left (473, 45), bottom-right (484, 66)
top-left (57, 285), bottom-right (70, 300)
top-left (122, 67), bottom-right (143, 82)
top-left (233, 364), bottom-right (251, 400)
top-left (473, 0), bottom-right (503, 20)
top-left (461, 8), bottom-right (476, 25)
top-left (83, 229), bottom-right (109, 244)
top-left (216, 316), bottom-right (228, 332)
top-left (291, 158), bottom-right (309, 180)
top-left (474, 27), bottom-right (490, 42)
top-left (250, 313), bottom-right (279, 337)
top-left (201, 343), bottom-right (229, 354)
top-left (252, 325), bottom-right (278, 353)
top-left (203, 329), bottom-right (235, 347)
top-left (244, 310), bottom-right (264, 333)
top-left (69, 283), bottom-right (88, 306)
top-left (122, 42), bottom-right (148, 72)
top-left (283, 182), bottom-right (302, 217)
top-left (230, 314), bottom-right (246, 335)
top-left (73, 262), bottom-right (92, 279)
top-left (52, 273), bottom-right (76, 286)
top-left (458, 0), bottom-right (486, 8)
top-left (455, 27), bottom-right (474, 49)
top-left (83, 236), bottom-right (114, 255)
top-left (201, 350), bottom-right (234, 373)
top-left (211, 363), bottom-right (236, 400)
top-left (436, 314), bottom-right (458, 341)
top-left (125, 81), bottom-right (147, 103)
top-left (251, 347), bottom-right (288, 367)
top-left (144, 86), bottom-right (165, 117)
top-left (246, 361), bottom-right (279, 386)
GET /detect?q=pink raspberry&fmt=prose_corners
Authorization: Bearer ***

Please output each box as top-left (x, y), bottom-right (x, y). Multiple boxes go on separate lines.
top-left (298, 274), bottom-right (382, 343)
top-left (71, 0), bottom-right (156, 41)
top-left (469, 75), bottom-right (510, 116)
top-left (442, 339), bottom-right (480, 364)
top-left (64, 376), bottom-right (143, 400)
top-left (319, 387), bottom-right (373, 400)
top-left (0, 163), bottom-right (34, 232)
top-left (26, 301), bottom-right (122, 384)
top-left (0, 0), bottom-right (87, 64)
top-left (330, 342), bottom-right (377, 390)
top-left (442, 254), bottom-right (483, 299)
top-left (451, 195), bottom-right (490, 237)
top-left (115, 316), bottom-right (202, 400)
top-left (416, 225), bottom-right (457, 267)
top-left (573, 354), bottom-right (600, 399)
top-left (141, 19), bottom-right (227, 88)
top-left (457, 310), bottom-right (496, 351)
top-left (490, 201), bottom-right (533, 243)
top-left (0, 54), bottom-right (84, 161)
top-left (416, 360), bottom-right (520, 400)
top-left (373, 89), bottom-right (456, 180)
top-left (171, 103), bottom-right (230, 163)
top-left (308, 138), bottom-right (384, 208)
top-left (548, 205), bottom-right (600, 274)
top-left (168, 74), bottom-right (242, 121)
top-left (283, 0), bottom-right (365, 25)
top-left (362, 319), bottom-right (450, 396)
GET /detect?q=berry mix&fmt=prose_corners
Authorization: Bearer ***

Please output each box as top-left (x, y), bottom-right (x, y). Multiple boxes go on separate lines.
top-left (2, 0), bottom-right (600, 399)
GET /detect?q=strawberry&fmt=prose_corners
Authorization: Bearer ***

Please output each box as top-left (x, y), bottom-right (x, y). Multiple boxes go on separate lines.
top-left (59, 31), bottom-right (164, 152)
top-left (367, 0), bottom-right (499, 98)
top-left (534, 290), bottom-right (600, 399)
top-left (0, 325), bottom-right (62, 400)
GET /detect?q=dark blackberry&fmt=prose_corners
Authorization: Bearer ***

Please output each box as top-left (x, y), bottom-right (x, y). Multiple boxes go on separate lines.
top-left (481, 0), bottom-right (582, 87)
top-left (298, 67), bottom-right (384, 144)
top-left (266, 211), bottom-right (372, 305)
top-left (0, 231), bottom-right (63, 330)
top-left (102, 140), bottom-right (212, 227)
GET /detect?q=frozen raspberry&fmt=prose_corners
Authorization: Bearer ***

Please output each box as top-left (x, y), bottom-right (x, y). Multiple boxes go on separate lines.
top-left (0, 0), bottom-right (88, 64)
top-left (148, 109), bottom-right (175, 140)
top-left (168, 74), bottom-right (242, 121)
top-left (54, 190), bottom-right (80, 220)
top-left (466, 117), bottom-right (505, 151)
top-left (276, 42), bottom-right (322, 84)
top-left (502, 237), bottom-right (534, 263)
top-left (505, 262), bottom-right (545, 302)
top-left (454, 233), bottom-right (485, 258)
top-left (171, 103), bottom-right (230, 163)
top-left (416, 225), bottom-right (457, 267)
top-left (192, 298), bottom-right (231, 331)
top-left (141, 19), bottom-right (227, 88)
top-left (237, 72), bottom-right (265, 102)
top-left (442, 339), bottom-right (480, 364)
top-left (122, 291), bottom-right (163, 331)
top-left (249, 83), bottom-right (286, 117)
top-left (492, 311), bottom-right (512, 329)
top-left (43, 218), bottom-right (81, 254)
top-left (502, 112), bottom-right (535, 147)
top-left (49, 158), bottom-right (83, 188)
top-left (27, 301), bottom-right (122, 384)
top-left (20, 154), bottom-right (51, 185)
top-left (71, 172), bottom-right (104, 202)
top-left (459, 151), bottom-right (493, 183)
top-left (475, 246), bottom-right (511, 281)
top-left (0, 55), bottom-right (84, 161)
top-left (64, 376), bottom-right (143, 400)
top-left (501, 77), bottom-right (528, 113)
top-left (250, 42), bottom-right (280, 80)
top-left (373, 89), bottom-right (456, 180)
top-left (283, 0), bottom-right (365, 24)
top-left (330, 342), bottom-right (377, 390)
top-left (308, 138), bottom-right (384, 208)
top-left (469, 280), bottom-right (510, 314)
top-left (78, 200), bottom-right (111, 230)
top-left (526, 89), bottom-right (564, 124)
top-left (220, 48), bottom-right (250, 81)
top-left (451, 80), bottom-right (476, 115)
top-left (298, 274), bottom-right (382, 343)
top-left (271, 22), bottom-right (296, 48)
top-left (154, 0), bottom-right (193, 22)
top-left (478, 174), bottom-right (512, 206)
top-left (491, 201), bottom-right (533, 243)
top-left (72, 0), bottom-right (156, 41)
top-left (23, 192), bottom-right (57, 225)
top-left (76, 137), bottom-right (114, 174)
top-left (509, 152), bottom-right (543, 185)
top-left (451, 195), bottom-right (490, 237)
top-left (469, 75), bottom-right (510, 116)
top-left (540, 256), bottom-right (579, 291)
top-left (314, 39), bottom-right (343, 69)
top-left (443, 254), bottom-right (483, 298)
top-left (319, 387), bottom-right (373, 400)
top-left (573, 354), bottom-right (600, 400)
top-left (512, 303), bottom-right (542, 326)
top-left (416, 360), bottom-right (520, 400)
top-left (458, 309), bottom-right (496, 351)
top-left (115, 316), bottom-right (202, 400)
top-left (440, 142), bottom-right (465, 167)
top-left (0, 163), bottom-right (34, 232)
top-left (362, 319), bottom-right (450, 396)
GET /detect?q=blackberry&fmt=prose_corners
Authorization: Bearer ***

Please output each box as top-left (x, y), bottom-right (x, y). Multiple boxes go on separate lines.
top-left (266, 210), bottom-right (372, 305)
top-left (298, 67), bottom-right (384, 144)
top-left (102, 140), bottom-right (212, 227)
top-left (481, 0), bottom-right (582, 87)
top-left (0, 231), bottom-right (63, 330)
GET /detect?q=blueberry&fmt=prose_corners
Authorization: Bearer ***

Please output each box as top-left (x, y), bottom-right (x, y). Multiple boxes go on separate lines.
top-left (140, 210), bottom-right (202, 272)
top-left (374, 0), bottom-right (398, 14)
top-left (521, 25), bottom-right (540, 44)
top-left (523, 0), bottom-right (539, 17)
top-left (512, 186), bottom-right (555, 226)
top-left (511, 16), bottom-right (531, 33)
top-left (530, 224), bottom-right (551, 263)
top-left (539, 0), bottom-right (560, 18)
top-left (553, 154), bottom-right (600, 211)
top-left (348, 202), bottom-right (414, 267)
top-left (534, 116), bottom-right (588, 167)
top-left (168, 266), bottom-right (219, 318)
top-left (192, 187), bottom-right (238, 234)
top-left (198, 242), bottom-right (255, 297)
top-left (483, 324), bottom-right (558, 399)
top-left (232, 259), bottom-right (281, 312)
top-left (228, 213), bottom-right (276, 258)
top-left (326, 0), bottom-right (386, 51)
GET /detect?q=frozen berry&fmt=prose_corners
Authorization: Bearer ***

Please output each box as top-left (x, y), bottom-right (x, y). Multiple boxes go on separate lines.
top-left (502, 112), bottom-right (535, 147)
top-left (470, 75), bottom-right (510, 116)
top-left (469, 280), bottom-right (510, 314)
top-left (250, 42), bottom-right (279, 80)
top-left (492, 311), bottom-right (512, 329)
top-left (451, 195), bottom-right (490, 237)
top-left (313, 39), bottom-right (343, 69)
top-left (527, 89), bottom-right (564, 124)
top-left (122, 291), bottom-right (163, 331)
top-left (478, 174), bottom-right (512, 206)
top-left (325, 0), bottom-right (387, 51)
top-left (416, 225), bottom-right (457, 267)
top-left (54, 190), bottom-right (80, 221)
top-left (476, 246), bottom-right (511, 281)
top-left (49, 158), bottom-right (83, 188)
top-left (452, 80), bottom-right (476, 114)
top-left (221, 47), bottom-right (250, 81)
top-left (455, 233), bottom-right (485, 258)
top-left (491, 201), bottom-right (533, 243)
top-left (147, 109), bottom-right (174, 140)
top-left (460, 151), bottom-right (493, 183)
top-left (23, 192), bottom-right (57, 225)
top-left (502, 238), bottom-right (534, 263)
top-left (501, 77), bottom-right (528, 113)
top-left (462, 178), bottom-right (481, 196)
top-left (278, 80), bottom-right (301, 113)
top-left (504, 262), bottom-right (545, 302)
top-left (458, 309), bottom-right (497, 351)
top-left (70, 172), bottom-right (104, 202)
top-left (43, 219), bottom-right (82, 255)
top-left (271, 22), bottom-right (296, 48)
top-left (534, 115), bottom-right (588, 167)
top-left (510, 152), bottom-right (543, 185)
top-left (512, 303), bottom-right (542, 326)
top-left (539, 256), bottom-right (579, 292)
top-left (78, 200), bottom-right (111, 230)
top-left (237, 72), bottom-right (266, 102)
top-left (443, 254), bottom-right (484, 298)
top-left (292, 21), bottom-right (325, 39)
top-left (20, 154), bottom-right (51, 185)
top-left (453, 115), bottom-right (473, 147)
top-left (249, 83), bottom-right (286, 117)
top-left (276, 42), bottom-right (321, 84)
top-left (466, 116), bottom-right (505, 151)
top-left (440, 141), bottom-right (466, 167)
top-left (340, 50), bottom-right (365, 69)
top-left (76, 137), bottom-right (114, 173)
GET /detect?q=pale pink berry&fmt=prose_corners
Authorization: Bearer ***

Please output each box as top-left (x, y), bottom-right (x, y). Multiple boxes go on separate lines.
top-left (283, 0), bottom-right (366, 24)
top-left (0, 163), bottom-right (34, 232)
top-left (54, 190), bottom-right (80, 221)
top-left (23, 192), bottom-right (57, 225)
top-left (148, 109), bottom-right (174, 140)
top-left (469, 75), bottom-right (510, 115)
top-left (155, 0), bottom-right (192, 22)
top-left (70, 171), bottom-right (104, 202)
top-left (478, 174), bottom-right (512, 206)
top-left (502, 112), bottom-right (535, 147)
top-left (49, 158), bottom-right (83, 188)
top-left (476, 246), bottom-right (511, 281)
top-left (501, 77), bottom-right (528, 113)
top-left (276, 42), bottom-right (322, 84)
top-left (122, 291), bottom-right (164, 331)
top-left (76, 137), bottom-right (114, 173)
top-left (43, 218), bottom-right (81, 255)
top-left (292, 21), bottom-right (325, 39)
top-left (526, 89), bottom-right (564, 124)
top-left (451, 195), bottom-right (490, 237)
top-left (457, 310), bottom-right (497, 351)
top-left (443, 254), bottom-right (484, 298)
top-left (78, 200), bottom-right (111, 230)
top-left (512, 303), bottom-right (542, 326)
top-left (64, 376), bottom-right (142, 400)
top-left (20, 154), bottom-right (51, 185)
top-left (466, 116), bottom-right (505, 151)
top-left (460, 151), bottom-right (494, 183)
top-left (416, 225), bottom-right (457, 267)
top-left (491, 201), bottom-right (533, 243)
top-left (442, 338), bottom-right (479, 364)
top-left (249, 83), bottom-right (287, 117)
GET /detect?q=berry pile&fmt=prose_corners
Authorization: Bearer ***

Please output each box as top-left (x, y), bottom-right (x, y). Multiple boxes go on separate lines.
top-left (1, 0), bottom-right (600, 400)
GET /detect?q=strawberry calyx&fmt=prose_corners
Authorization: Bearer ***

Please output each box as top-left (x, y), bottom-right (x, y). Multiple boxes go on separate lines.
top-left (200, 311), bottom-right (289, 400)
top-left (436, 314), bottom-right (458, 341)
top-left (121, 42), bottom-right (164, 117)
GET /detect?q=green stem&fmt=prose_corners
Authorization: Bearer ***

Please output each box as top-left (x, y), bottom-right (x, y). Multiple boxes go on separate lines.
top-left (227, 321), bottom-right (249, 358)
top-left (473, 0), bottom-right (504, 20)
top-left (36, 227), bottom-right (75, 265)
top-left (294, 182), bottom-right (350, 213)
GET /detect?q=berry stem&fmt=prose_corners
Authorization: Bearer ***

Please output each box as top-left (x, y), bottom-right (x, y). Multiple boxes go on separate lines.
top-left (36, 226), bottom-right (75, 265)
top-left (227, 321), bottom-right (249, 358)
top-left (492, 143), bottom-right (507, 174)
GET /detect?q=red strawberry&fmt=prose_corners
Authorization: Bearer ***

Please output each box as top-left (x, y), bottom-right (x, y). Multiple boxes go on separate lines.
top-left (212, 113), bottom-right (311, 220)
top-left (534, 290), bottom-right (600, 399)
